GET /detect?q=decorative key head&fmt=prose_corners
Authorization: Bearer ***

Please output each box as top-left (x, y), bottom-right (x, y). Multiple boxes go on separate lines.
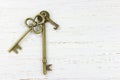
top-left (25, 18), bottom-right (42, 34)
top-left (25, 18), bottom-right (37, 28)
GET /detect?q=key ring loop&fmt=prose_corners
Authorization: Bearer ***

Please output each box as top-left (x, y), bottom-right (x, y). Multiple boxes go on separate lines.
top-left (30, 14), bottom-right (45, 34)
top-left (40, 11), bottom-right (49, 18)
top-left (34, 14), bottom-right (45, 24)
top-left (32, 24), bottom-right (43, 34)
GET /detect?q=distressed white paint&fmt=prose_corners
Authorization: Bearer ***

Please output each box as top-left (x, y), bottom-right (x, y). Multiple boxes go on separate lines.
top-left (0, 0), bottom-right (120, 80)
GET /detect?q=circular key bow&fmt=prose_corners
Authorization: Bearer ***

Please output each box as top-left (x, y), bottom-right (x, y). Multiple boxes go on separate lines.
top-left (25, 17), bottom-right (43, 34)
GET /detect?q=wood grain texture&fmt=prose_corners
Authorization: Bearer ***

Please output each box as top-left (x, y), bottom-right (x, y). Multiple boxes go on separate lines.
top-left (0, 0), bottom-right (120, 80)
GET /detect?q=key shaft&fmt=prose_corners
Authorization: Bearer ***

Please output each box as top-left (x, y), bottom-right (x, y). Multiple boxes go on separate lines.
top-left (42, 23), bottom-right (47, 75)
top-left (42, 23), bottom-right (52, 75)
top-left (8, 28), bottom-right (32, 53)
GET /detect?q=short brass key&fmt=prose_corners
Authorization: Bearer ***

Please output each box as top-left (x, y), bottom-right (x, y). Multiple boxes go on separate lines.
top-left (8, 18), bottom-right (37, 54)
top-left (40, 11), bottom-right (59, 30)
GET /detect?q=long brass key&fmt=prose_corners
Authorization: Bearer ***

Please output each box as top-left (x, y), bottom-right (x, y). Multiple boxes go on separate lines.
top-left (8, 18), bottom-right (37, 54)
top-left (34, 14), bottom-right (51, 75)
top-left (38, 11), bottom-right (59, 75)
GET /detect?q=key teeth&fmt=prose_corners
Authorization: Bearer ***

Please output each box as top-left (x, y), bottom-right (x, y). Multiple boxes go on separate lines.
top-left (8, 45), bottom-right (22, 54)
top-left (18, 45), bottom-right (22, 50)
top-left (46, 64), bottom-right (52, 71)
top-left (13, 49), bottom-right (18, 54)
top-left (54, 25), bottom-right (59, 30)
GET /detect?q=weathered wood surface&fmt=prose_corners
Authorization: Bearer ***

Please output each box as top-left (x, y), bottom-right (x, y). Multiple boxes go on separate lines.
top-left (0, 0), bottom-right (120, 80)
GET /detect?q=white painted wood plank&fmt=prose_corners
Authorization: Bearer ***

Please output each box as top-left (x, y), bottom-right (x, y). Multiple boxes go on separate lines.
top-left (0, 0), bottom-right (120, 80)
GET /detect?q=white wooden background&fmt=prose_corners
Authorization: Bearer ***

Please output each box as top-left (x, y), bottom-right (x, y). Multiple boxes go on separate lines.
top-left (0, 0), bottom-right (120, 80)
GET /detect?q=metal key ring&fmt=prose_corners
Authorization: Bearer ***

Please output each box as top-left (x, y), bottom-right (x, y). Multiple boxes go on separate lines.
top-left (34, 14), bottom-right (45, 25)
top-left (30, 14), bottom-right (45, 34)
top-left (40, 10), bottom-right (49, 18)
top-left (25, 18), bottom-right (37, 28)
top-left (32, 24), bottom-right (43, 34)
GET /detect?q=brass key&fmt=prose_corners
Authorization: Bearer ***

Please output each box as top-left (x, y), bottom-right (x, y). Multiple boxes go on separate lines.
top-left (38, 11), bottom-right (59, 75)
top-left (8, 18), bottom-right (37, 54)
top-left (35, 14), bottom-right (51, 75)
top-left (40, 11), bottom-right (59, 30)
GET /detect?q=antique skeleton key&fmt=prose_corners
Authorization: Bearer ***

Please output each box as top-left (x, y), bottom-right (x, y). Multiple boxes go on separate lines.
top-left (8, 18), bottom-right (39, 53)
top-left (37, 11), bottom-right (59, 75)
top-left (40, 11), bottom-right (59, 30)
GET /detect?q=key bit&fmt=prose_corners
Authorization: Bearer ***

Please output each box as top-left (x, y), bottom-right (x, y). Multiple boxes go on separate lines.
top-left (17, 45), bottom-right (22, 49)
top-left (13, 49), bottom-right (18, 54)
top-left (46, 64), bottom-right (52, 71)
top-left (9, 44), bottom-right (22, 54)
